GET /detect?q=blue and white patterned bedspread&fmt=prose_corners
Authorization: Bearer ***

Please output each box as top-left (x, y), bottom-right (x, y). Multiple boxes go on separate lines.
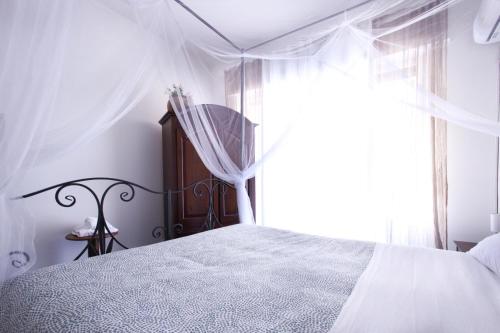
top-left (0, 224), bottom-right (374, 332)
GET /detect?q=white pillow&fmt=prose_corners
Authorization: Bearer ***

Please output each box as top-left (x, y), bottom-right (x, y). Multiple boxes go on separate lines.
top-left (468, 233), bottom-right (500, 275)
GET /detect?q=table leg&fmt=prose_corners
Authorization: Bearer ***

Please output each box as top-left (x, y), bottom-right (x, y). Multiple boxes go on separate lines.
top-left (74, 245), bottom-right (88, 261)
top-left (106, 238), bottom-right (114, 253)
top-left (88, 239), bottom-right (99, 257)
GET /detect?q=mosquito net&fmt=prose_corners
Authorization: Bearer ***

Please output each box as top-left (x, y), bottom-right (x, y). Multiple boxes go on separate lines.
top-left (1, 0), bottom-right (498, 279)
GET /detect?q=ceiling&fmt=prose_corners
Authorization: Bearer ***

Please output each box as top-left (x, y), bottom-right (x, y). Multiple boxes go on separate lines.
top-left (174, 0), bottom-right (369, 50)
top-left (100, 0), bottom-right (371, 52)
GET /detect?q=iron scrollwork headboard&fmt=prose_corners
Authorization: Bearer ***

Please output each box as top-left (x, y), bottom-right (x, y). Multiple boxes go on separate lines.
top-left (152, 178), bottom-right (234, 240)
top-left (17, 177), bottom-right (233, 261)
top-left (18, 177), bottom-right (168, 260)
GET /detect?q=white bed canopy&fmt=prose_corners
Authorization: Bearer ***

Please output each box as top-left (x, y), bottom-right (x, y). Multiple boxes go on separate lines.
top-left (0, 0), bottom-right (497, 279)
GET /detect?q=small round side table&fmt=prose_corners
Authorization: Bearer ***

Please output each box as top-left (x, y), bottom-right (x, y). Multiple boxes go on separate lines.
top-left (65, 231), bottom-right (118, 260)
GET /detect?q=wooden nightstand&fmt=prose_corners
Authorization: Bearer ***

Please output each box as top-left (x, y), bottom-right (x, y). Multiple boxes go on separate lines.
top-left (453, 240), bottom-right (477, 252)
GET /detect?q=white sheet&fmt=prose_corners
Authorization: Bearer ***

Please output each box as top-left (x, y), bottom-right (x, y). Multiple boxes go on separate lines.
top-left (331, 243), bottom-right (500, 333)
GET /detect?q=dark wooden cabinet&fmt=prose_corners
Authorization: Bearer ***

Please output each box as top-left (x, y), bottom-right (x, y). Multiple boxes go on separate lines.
top-left (159, 103), bottom-right (255, 239)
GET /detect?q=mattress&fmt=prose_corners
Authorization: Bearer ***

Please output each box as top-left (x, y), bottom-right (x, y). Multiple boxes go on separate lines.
top-left (0, 225), bottom-right (374, 332)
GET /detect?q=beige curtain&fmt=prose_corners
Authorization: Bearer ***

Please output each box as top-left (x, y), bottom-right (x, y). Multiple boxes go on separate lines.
top-left (374, 2), bottom-right (448, 249)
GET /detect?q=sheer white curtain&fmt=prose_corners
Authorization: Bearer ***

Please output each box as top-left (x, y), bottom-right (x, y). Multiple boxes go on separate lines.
top-left (259, 20), bottom-right (449, 247)
top-left (0, 0), bottom-right (76, 280)
top-left (259, 27), bottom-right (434, 246)
top-left (0, 0), bottom-right (156, 280)
top-left (374, 1), bottom-right (448, 248)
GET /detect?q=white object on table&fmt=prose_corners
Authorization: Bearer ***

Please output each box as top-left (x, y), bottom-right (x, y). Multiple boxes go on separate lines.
top-left (72, 216), bottom-right (118, 237)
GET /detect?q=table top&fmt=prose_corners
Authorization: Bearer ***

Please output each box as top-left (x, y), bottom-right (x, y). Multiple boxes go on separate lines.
top-left (453, 240), bottom-right (477, 252)
top-left (65, 232), bottom-right (118, 241)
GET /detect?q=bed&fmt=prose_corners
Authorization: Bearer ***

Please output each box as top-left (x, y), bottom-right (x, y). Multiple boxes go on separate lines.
top-left (1, 224), bottom-right (499, 332)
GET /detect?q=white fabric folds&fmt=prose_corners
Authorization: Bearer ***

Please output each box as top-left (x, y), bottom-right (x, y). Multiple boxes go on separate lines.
top-left (331, 244), bottom-right (500, 333)
top-left (468, 233), bottom-right (500, 276)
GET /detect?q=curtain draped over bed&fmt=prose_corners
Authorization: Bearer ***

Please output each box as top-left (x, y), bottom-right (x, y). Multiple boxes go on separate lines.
top-left (0, 0), bottom-right (497, 278)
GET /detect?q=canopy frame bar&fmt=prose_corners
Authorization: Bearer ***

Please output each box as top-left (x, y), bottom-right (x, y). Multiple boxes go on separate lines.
top-left (173, 0), bottom-right (243, 52)
top-left (240, 56), bottom-right (246, 167)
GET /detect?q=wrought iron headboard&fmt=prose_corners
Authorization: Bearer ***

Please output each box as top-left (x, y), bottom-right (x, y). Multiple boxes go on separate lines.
top-left (152, 178), bottom-right (234, 240)
top-left (18, 177), bottom-right (233, 261)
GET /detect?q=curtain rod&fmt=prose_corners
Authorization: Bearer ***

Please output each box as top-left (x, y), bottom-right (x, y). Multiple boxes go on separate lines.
top-left (173, 0), bottom-right (243, 52)
top-left (244, 0), bottom-right (374, 52)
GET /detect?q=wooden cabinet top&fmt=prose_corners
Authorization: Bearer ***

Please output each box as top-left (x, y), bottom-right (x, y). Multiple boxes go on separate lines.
top-left (159, 103), bottom-right (257, 127)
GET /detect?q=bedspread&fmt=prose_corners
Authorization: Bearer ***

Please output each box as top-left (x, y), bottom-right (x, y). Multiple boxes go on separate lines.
top-left (0, 224), bottom-right (374, 332)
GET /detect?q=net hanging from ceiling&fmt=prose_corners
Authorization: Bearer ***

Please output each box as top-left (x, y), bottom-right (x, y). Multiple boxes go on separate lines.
top-left (0, 0), bottom-right (497, 279)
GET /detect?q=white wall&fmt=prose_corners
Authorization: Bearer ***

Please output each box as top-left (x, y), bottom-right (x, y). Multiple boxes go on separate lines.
top-left (447, 0), bottom-right (500, 249)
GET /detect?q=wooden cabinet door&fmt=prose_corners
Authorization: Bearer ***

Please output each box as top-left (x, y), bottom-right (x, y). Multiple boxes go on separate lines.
top-left (217, 182), bottom-right (239, 226)
top-left (176, 129), bottom-right (212, 236)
